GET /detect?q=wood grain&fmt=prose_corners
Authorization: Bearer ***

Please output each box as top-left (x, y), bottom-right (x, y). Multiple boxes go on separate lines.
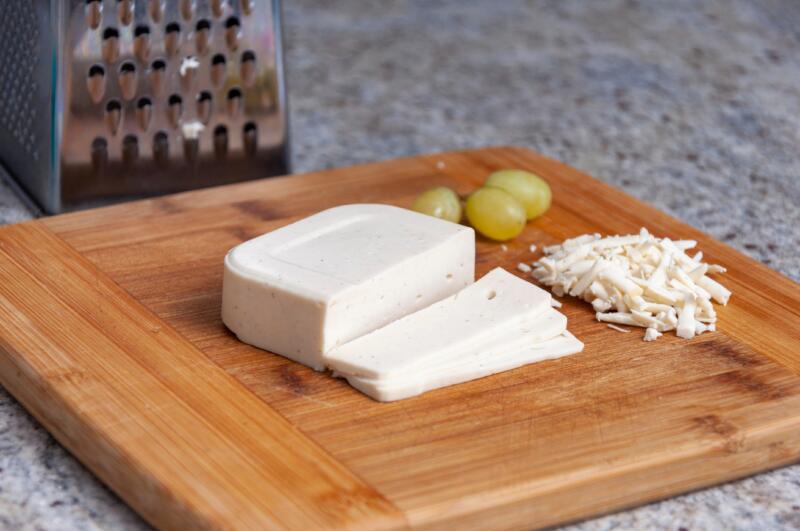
top-left (0, 146), bottom-right (798, 529)
top-left (0, 223), bottom-right (404, 530)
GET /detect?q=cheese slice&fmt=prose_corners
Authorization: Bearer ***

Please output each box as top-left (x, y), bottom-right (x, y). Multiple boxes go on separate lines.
top-left (341, 308), bottom-right (566, 379)
top-left (408, 308), bottom-right (567, 373)
top-left (342, 332), bottom-right (584, 402)
top-left (324, 268), bottom-right (556, 380)
top-left (222, 204), bottom-right (475, 370)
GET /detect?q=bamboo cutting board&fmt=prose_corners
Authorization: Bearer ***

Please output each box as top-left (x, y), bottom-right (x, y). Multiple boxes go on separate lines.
top-left (1, 147), bottom-right (800, 530)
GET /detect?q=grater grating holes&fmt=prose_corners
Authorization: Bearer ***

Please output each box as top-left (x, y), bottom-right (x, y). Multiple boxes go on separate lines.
top-left (150, 58), bottom-right (167, 95)
top-left (87, 65), bottom-right (106, 103)
top-left (213, 125), bottom-right (227, 158)
top-left (165, 22), bottom-right (181, 57)
top-left (180, 0), bottom-right (194, 22)
top-left (122, 134), bottom-right (138, 165)
top-left (227, 87), bottom-right (242, 117)
top-left (136, 97), bottom-right (153, 131)
top-left (88, 64), bottom-right (105, 76)
top-left (167, 94), bottom-right (183, 127)
top-left (91, 137), bottom-right (108, 173)
top-left (148, 0), bottom-right (164, 23)
top-left (86, 0), bottom-right (103, 30)
top-left (104, 99), bottom-right (123, 135)
top-left (195, 19), bottom-right (211, 55)
top-left (225, 16), bottom-right (241, 50)
top-left (153, 131), bottom-right (169, 165)
top-left (0, 1), bottom-right (41, 160)
top-left (84, 3), bottom-right (271, 175)
top-left (242, 122), bottom-right (257, 156)
top-left (102, 27), bottom-right (120, 62)
top-left (197, 91), bottom-right (213, 124)
top-left (118, 61), bottom-right (137, 100)
top-left (241, 50), bottom-right (256, 86)
top-left (133, 25), bottom-right (151, 62)
top-left (183, 135), bottom-right (199, 164)
top-left (211, 53), bottom-right (226, 87)
top-left (211, 0), bottom-right (225, 18)
top-left (117, 0), bottom-right (134, 26)
top-left (17, 0), bottom-right (289, 212)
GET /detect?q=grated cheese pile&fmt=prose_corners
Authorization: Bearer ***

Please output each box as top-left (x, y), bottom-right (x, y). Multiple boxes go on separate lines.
top-left (529, 228), bottom-right (731, 341)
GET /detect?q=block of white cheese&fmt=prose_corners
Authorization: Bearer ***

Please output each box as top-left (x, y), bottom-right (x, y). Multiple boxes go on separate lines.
top-left (344, 331), bottom-right (584, 402)
top-left (221, 204), bottom-right (475, 370)
top-left (325, 268), bottom-right (582, 401)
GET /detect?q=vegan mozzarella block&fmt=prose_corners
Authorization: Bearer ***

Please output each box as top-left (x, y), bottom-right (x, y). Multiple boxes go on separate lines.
top-left (324, 268), bottom-right (554, 379)
top-left (222, 204), bottom-right (475, 370)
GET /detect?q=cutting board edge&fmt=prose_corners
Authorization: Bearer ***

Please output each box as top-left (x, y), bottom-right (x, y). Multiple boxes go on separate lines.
top-left (401, 395), bottom-right (800, 529)
top-left (1, 146), bottom-right (799, 530)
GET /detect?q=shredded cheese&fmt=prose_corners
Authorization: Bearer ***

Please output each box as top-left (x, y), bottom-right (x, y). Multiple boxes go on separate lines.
top-left (179, 56), bottom-right (200, 77)
top-left (532, 228), bottom-right (731, 341)
top-left (181, 120), bottom-right (205, 139)
top-left (517, 262), bottom-right (532, 273)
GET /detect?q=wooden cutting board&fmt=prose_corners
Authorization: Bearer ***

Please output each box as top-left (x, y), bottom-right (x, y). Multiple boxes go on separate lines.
top-left (1, 147), bottom-right (799, 530)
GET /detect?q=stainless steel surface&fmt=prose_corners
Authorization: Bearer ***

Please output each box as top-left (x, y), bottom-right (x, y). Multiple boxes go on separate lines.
top-left (0, 0), bottom-right (288, 214)
top-left (0, 2), bottom-right (55, 212)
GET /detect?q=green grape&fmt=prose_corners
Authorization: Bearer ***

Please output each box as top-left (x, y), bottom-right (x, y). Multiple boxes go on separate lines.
top-left (465, 187), bottom-right (526, 241)
top-left (485, 169), bottom-right (552, 220)
top-left (411, 186), bottom-right (462, 223)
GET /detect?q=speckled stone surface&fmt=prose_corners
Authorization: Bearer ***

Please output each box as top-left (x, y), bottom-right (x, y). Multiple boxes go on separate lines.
top-left (1, 0), bottom-right (799, 529)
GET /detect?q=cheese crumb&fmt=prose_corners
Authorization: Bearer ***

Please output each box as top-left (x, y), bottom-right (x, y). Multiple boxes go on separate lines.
top-left (181, 120), bottom-right (205, 139)
top-left (531, 228), bottom-right (731, 340)
top-left (644, 327), bottom-right (662, 342)
top-left (529, 244), bottom-right (537, 253)
top-left (179, 56), bottom-right (200, 77)
top-left (436, 160), bottom-right (446, 170)
top-left (517, 262), bottom-right (532, 273)
top-left (550, 298), bottom-right (563, 309)
top-left (501, 244), bottom-right (508, 252)
top-left (607, 324), bottom-right (630, 333)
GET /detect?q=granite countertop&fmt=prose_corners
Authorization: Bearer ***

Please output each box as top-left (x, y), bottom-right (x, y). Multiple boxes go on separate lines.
top-left (2, 0), bottom-right (799, 528)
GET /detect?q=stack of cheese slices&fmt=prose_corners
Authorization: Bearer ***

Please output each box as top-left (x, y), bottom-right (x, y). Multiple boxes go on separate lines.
top-left (222, 204), bottom-right (582, 402)
top-left (326, 268), bottom-right (582, 401)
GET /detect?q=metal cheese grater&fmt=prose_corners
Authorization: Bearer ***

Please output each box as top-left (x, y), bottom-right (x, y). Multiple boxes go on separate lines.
top-left (0, 0), bottom-right (288, 214)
